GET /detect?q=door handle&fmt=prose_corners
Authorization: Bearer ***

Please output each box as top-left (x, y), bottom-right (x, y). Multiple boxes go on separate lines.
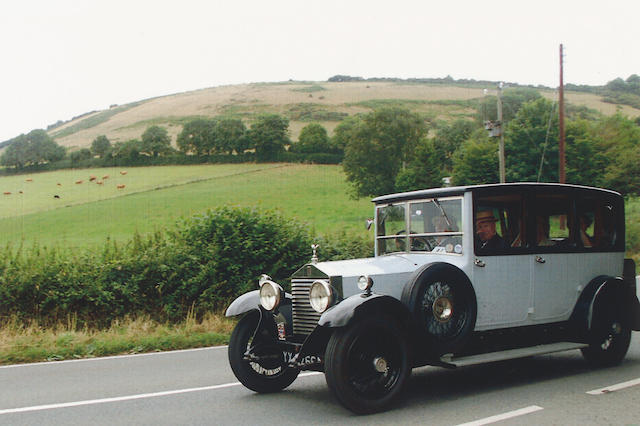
top-left (535, 256), bottom-right (546, 264)
top-left (474, 259), bottom-right (485, 267)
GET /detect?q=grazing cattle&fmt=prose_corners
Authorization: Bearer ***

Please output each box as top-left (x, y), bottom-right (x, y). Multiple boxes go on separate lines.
top-left (102, 175), bottom-right (110, 180)
top-left (75, 180), bottom-right (83, 184)
top-left (89, 175), bottom-right (97, 182)
top-left (54, 195), bottom-right (60, 199)
top-left (117, 184), bottom-right (126, 189)
top-left (57, 183), bottom-right (62, 186)
top-left (96, 180), bottom-right (103, 185)
top-left (18, 190), bottom-right (23, 194)
top-left (120, 171), bottom-right (127, 175)
top-left (3, 191), bottom-right (10, 195)
top-left (25, 178), bottom-right (33, 182)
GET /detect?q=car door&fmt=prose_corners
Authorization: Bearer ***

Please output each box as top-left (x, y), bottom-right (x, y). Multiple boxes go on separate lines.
top-left (530, 192), bottom-right (576, 322)
top-left (472, 192), bottom-right (532, 329)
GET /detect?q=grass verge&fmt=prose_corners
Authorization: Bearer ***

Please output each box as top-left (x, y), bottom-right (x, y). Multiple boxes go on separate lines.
top-left (0, 313), bottom-right (235, 365)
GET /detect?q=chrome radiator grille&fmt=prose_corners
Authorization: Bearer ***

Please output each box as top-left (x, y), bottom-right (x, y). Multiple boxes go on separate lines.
top-left (291, 278), bottom-right (321, 336)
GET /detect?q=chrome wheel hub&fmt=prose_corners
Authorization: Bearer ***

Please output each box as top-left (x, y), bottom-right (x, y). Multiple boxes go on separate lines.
top-left (433, 296), bottom-right (453, 322)
top-left (373, 356), bottom-right (388, 373)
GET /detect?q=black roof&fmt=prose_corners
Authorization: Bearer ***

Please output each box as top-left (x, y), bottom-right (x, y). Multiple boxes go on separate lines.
top-left (371, 182), bottom-right (622, 204)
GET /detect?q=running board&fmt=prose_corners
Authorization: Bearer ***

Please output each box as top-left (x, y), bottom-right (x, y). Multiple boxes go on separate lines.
top-left (440, 342), bottom-right (589, 368)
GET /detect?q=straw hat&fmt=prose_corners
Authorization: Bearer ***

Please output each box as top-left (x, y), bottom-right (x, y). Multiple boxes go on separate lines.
top-left (476, 210), bottom-right (497, 223)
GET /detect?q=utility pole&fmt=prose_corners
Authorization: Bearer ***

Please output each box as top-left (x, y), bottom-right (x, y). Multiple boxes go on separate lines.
top-left (484, 83), bottom-right (506, 183)
top-left (497, 83), bottom-right (506, 183)
top-left (558, 43), bottom-right (566, 183)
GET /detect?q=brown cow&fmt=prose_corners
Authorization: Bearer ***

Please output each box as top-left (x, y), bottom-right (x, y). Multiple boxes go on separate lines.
top-left (75, 180), bottom-right (83, 184)
top-left (117, 184), bottom-right (126, 189)
top-left (120, 171), bottom-right (127, 175)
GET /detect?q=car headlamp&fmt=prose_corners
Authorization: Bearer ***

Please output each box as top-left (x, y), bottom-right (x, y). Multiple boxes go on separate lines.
top-left (309, 280), bottom-right (333, 313)
top-left (259, 280), bottom-right (283, 311)
top-left (357, 275), bottom-right (374, 292)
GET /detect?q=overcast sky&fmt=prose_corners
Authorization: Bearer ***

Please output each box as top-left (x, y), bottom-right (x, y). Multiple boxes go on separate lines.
top-left (1, 0), bottom-right (639, 142)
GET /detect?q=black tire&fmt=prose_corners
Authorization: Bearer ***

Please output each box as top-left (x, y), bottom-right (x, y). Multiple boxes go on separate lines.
top-left (324, 317), bottom-right (411, 414)
top-left (581, 294), bottom-right (632, 367)
top-left (402, 263), bottom-right (476, 355)
top-left (228, 312), bottom-right (299, 393)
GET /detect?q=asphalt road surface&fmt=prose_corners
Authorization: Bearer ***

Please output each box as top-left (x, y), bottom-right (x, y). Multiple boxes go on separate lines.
top-left (1, 281), bottom-right (639, 425)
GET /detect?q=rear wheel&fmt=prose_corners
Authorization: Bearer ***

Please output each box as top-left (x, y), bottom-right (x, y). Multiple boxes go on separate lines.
top-left (581, 297), bottom-right (631, 367)
top-left (324, 317), bottom-right (411, 414)
top-left (228, 312), bottom-right (299, 393)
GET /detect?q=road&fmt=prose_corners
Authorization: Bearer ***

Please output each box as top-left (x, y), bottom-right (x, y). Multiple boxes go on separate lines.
top-left (1, 280), bottom-right (639, 425)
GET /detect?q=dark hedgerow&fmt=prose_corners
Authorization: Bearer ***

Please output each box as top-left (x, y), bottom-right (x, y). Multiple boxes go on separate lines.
top-left (0, 207), bottom-right (372, 328)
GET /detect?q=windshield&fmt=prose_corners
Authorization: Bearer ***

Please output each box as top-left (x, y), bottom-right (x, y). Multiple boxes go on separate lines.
top-left (376, 198), bottom-right (463, 255)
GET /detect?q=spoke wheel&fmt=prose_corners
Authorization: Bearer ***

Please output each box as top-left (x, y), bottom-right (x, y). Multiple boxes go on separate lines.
top-left (402, 264), bottom-right (476, 355)
top-left (324, 317), bottom-right (411, 414)
top-left (228, 312), bottom-right (299, 393)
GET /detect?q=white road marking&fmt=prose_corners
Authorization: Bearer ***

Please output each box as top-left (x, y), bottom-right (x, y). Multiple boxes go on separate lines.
top-left (586, 378), bottom-right (640, 395)
top-left (0, 346), bottom-right (228, 370)
top-left (457, 406), bottom-right (544, 426)
top-left (0, 372), bottom-right (322, 415)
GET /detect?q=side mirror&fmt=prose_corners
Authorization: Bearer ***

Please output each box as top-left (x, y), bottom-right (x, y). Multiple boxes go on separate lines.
top-left (366, 219), bottom-right (374, 231)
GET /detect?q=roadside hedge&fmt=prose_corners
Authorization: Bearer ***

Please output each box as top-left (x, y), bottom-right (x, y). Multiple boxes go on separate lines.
top-left (0, 208), bottom-right (373, 327)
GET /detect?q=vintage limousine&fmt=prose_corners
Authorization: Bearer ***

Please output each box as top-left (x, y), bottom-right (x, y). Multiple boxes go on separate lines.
top-left (225, 183), bottom-right (640, 413)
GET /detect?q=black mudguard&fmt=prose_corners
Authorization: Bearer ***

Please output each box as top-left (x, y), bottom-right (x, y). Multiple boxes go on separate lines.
top-left (570, 276), bottom-right (640, 334)
top-left (318, 292), bottom-right (411, 328)
top-left (225, 290), bottom-right (294, 335)
top-left (293, 293), bottom-right (413, 370)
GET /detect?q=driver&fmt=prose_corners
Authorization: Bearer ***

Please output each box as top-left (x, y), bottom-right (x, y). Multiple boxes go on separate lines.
top-left (475, 210), bottom-right (508, 250)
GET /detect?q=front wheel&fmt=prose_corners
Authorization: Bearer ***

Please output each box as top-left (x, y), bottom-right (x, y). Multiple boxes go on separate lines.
top-left (228, 312), bottom-right (299, 393)
top-left (324, 317), bottom-right (411, 414)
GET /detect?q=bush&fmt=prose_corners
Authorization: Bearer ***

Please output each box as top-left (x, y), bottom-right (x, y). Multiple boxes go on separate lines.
top-left (0, 207), bottom-right (372, 327)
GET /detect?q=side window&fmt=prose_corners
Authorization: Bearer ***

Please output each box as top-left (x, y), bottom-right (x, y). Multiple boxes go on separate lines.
top-left (474, 194), bottom-right (524, 255)
top-left (533, 194), bottom-right (574, 249)
top-left (576, 196), bottom-right (621, 250)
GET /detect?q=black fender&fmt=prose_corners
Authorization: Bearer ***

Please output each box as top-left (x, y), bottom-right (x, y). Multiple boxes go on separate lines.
top-left (225, 290), bottom-right (294, 333)
top-left (318, 293), bottom-right (412, 329)
top-left (570, 276), bottom-right (640, 335)
top-left (293, 293), bottom-right (412, 369)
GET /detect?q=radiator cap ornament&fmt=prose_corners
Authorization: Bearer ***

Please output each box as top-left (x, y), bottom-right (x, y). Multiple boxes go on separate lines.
top-left (311, 244), bottom-right (319, 264)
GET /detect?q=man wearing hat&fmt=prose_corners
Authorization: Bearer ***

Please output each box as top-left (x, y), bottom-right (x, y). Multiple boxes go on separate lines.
top-left (475, 210), bottom-right (508, 251)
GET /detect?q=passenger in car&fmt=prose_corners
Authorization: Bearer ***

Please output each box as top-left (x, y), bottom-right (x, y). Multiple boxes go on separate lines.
top-left (579, 214), bottom-right (593, 248)
top-left (475, 210), bottom-right (508, 250)
top-left (536, 216), bottom-right (555, 247)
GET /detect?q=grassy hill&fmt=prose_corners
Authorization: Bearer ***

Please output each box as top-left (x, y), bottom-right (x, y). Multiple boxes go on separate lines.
top-left (45, 80), bottom-right (640, 151)
top-left (0, 164), bottom-right (372, 248)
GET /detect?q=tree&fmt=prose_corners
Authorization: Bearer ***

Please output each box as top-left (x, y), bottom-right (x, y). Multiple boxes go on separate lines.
top-left (141, 125), bottom-right (172, 157)
top-left (91, 135), bottom-right (111, 158)
top-left (564, 119), bottom-right (604, 187)
top-left (452, 130), bottom-right (499, 185)
top-left (112, 139), bottom-right (143, 160)
top-left (504, 98), bottom-right (558, 182)
top-left (70, 148), bottom-right (92, 165)
top-left (215, 118), bottom-right (247, 154)
top-left (394, 139), bottom-right (444, 192)
top-left (247, 114), bottom-right (290, 161)
top-left (0, 129), bottom-right (65, 169)
top-left (331, 116), bottom-right (360, 154)
top-left (432, 119), bottom-right (479, 172)
top-left (342, 108), bottom-right (428, 197)
top-left (177, 119), bottom-right (216, 156)
top-left (293, 123), bottom-right (330, 153)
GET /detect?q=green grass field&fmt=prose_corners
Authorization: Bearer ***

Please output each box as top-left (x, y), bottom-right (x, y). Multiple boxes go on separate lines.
top-left (0, 164), bottom-right (373, 248)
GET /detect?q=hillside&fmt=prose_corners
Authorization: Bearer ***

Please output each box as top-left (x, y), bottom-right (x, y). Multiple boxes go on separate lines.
top-left (45, 80), bottom-right (640, 151)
